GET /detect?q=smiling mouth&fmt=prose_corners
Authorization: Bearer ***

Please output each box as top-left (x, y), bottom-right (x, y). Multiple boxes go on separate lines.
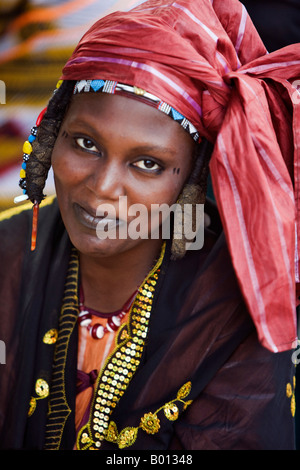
top-left (74, 203), bottom-right (123, 231)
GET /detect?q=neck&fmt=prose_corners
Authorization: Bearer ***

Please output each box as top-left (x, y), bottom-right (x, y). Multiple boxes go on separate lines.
top-left (79, 238), bottom-right (163, 313)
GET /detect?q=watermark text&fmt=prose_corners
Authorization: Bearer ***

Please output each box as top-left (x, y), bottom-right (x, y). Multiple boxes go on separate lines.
top-left (0, 340), bottom-right (6, 364)
top-left (95, 196), bottom-right (205, 251)
top-left (0, 80), bottom-right (6, 104)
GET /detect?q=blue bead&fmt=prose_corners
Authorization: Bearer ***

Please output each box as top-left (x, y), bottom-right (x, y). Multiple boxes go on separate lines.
top-left (91, 79), bottom-right (105, 92)
top-left (22, 162), bottom-right (27, 170)
top-left (28, 134), bottom-right (36, 143)
top-left (170, 107), bottom-right (184, 121)
top-left (23, 189), bottom-right (27, 194)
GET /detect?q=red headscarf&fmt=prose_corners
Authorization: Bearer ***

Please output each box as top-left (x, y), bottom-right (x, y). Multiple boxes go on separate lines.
top-left (62, 0), bottom-right (300, 352)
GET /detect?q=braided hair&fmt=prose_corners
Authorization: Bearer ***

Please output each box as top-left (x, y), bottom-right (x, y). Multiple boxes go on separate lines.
top-left (23, 80), bottom-right (213, 258)
top-left (24, 80), bottom-right (75, 205)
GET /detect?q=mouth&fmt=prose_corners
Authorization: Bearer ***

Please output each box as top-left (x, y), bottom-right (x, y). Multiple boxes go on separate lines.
top-left (74, 202), bottom-right (123, 232)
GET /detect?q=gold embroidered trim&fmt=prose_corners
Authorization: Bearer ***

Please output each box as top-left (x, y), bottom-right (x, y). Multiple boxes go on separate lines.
top-left (76, 243), bottom-right (166, 450)
top-left (28, 241), bottom-right (165, 450)
top-left (44, 251), bottom-right (79, 450)
top-left (105, 381), bottom-right (193, 449)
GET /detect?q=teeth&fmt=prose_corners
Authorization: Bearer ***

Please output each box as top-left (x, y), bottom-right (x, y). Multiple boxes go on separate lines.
top-left (82, 208), bottom-right (109, 225)
top-left (83, 211), bottom-right (98, 226)
top-left (76, 203), bottom-right (125, 232)
top-left (96, 218), bottom-right (117, 226)
top-left (82, 207), bottom-right (119, 228)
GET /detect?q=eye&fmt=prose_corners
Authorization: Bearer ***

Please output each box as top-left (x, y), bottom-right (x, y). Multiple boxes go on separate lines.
top-left (132, 159), bottom-right (162, 173)
top-left (75, 137), bottom-right (99, 153)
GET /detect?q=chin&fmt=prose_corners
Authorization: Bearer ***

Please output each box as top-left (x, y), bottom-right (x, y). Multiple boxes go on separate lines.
top-left (69, 230), bottom-right (137, 258)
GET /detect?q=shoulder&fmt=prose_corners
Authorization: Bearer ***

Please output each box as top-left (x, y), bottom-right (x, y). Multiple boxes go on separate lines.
top-left (0, 195), bottom-right (58, 252)
top-left (0, 195), bottom-right (57, 223)
top-left (0, 194), bottom-right (57, 221)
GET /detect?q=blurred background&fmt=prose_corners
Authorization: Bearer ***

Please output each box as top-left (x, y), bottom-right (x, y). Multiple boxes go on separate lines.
top-left (0, 0), bottom-right (299, 211)
top-left (0, 0), bottom-right (145, 211)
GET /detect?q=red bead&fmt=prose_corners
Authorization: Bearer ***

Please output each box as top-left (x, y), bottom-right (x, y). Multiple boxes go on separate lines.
top-left (31, 202), bottom-right (39, 252)
top-left (107, 318), bottom-right (119, 332)
top-left (36, 107), bottom-right (47, 126)
top-left (90, 323), bottom-right (105, 339)
top-left (78, 311), bottom-right (92, 326)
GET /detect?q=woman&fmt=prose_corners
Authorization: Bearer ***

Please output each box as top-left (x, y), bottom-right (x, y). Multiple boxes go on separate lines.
top-left (0, 0), bottom-right (299, 450)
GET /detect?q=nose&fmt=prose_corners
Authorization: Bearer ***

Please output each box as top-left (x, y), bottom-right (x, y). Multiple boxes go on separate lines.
top-left (87, 159), bottom-right (126, 201)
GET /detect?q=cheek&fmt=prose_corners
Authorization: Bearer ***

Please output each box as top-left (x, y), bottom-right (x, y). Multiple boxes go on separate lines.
top-left (129, 180), bottom-right (180, 213)
top-left (131, 173), bottom-right (188, 232)
top-left (144, 171), bottom-right (189, 206)
top-left (51, 140), bottom-right (86, 195)
top-left (143, 168), bottom-right (191, 228)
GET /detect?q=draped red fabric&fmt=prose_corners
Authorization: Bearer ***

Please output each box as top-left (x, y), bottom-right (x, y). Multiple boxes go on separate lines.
top-left (62, 0), bottom-right (300, 352)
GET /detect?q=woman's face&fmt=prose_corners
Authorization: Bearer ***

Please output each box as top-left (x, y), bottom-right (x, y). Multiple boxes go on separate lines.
top-left (52, 92), bottom-right (195, 257)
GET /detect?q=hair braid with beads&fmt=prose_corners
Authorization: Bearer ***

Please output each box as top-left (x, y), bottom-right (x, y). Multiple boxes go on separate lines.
top-left (24, 80), bottom-right (75, 205)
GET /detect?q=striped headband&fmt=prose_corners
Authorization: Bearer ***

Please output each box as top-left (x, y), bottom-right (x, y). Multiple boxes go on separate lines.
top-left (73, 79), bottom-right (200, 143)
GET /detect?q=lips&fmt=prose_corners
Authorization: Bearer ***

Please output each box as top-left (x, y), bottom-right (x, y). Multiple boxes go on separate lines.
top-left (74, 202), bottom-right (123, 231)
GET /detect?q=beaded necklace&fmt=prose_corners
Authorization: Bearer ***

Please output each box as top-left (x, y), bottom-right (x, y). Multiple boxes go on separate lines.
top-left (78, 286), bottom-right (138, 340)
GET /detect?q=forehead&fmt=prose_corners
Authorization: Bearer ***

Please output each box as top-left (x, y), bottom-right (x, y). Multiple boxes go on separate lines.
top-left (65, 92), bottom-right (195, 153)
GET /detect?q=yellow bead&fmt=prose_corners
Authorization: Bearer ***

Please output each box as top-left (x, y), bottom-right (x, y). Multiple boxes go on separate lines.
top-left (56, 79), bottom-right (63, 88)
top-left (23, 141), bottom-right (32, 154)
top-left (20, 169), bottom-right (26, 178)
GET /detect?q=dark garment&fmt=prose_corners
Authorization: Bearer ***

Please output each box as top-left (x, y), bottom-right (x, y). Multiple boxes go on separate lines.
top-left (0, 198), bottom-right (295, 449)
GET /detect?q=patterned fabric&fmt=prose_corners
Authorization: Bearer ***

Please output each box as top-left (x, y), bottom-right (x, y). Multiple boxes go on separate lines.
top-left (73, 79), bottom-right (200, 141)
top-left (62, 0), bottom-right (300, 352)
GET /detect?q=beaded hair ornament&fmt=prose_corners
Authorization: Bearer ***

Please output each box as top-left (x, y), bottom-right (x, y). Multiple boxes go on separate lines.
top-left (15, 107), bottom-right (47, 250)
top-left (14, 79), bottom-right (212, 256)
top-left (14, 79), bottom-right (65, 251)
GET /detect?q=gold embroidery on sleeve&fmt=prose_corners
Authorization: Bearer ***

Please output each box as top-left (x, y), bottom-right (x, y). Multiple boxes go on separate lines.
top-left (105, 381), bottom-right (193, 449)
top-left (286, 375), bottom-right (296, 417)
top-left (28, 378), bottom-right (50, 416)
top-left (43, 328), bottom-right (58, 344)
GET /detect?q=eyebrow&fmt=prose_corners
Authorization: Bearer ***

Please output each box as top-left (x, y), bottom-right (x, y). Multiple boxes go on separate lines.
top-left (130, 145), bottom-right (175, 156)
top-left (65, 119), bottom-right (176, 156)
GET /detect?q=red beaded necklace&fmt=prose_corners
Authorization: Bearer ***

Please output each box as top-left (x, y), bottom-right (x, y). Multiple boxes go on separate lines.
top-left (78, 285), bottom-right (138, 339)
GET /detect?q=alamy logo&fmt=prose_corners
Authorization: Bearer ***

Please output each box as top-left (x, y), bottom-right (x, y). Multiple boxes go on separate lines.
top-left (0, 81), bottom-right (6, 104)
top-left (292, 80), bottom-right (300, 105)
top-left (0, 340), bottom-right (6, 364)
top-left (95, 197), bottom-right (205, 251)
top-left (291, 339), bottom-right (300, 365)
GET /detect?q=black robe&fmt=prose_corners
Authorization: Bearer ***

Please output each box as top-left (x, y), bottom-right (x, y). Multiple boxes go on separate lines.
top-left (0, 197), bottom-right (295, 450)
